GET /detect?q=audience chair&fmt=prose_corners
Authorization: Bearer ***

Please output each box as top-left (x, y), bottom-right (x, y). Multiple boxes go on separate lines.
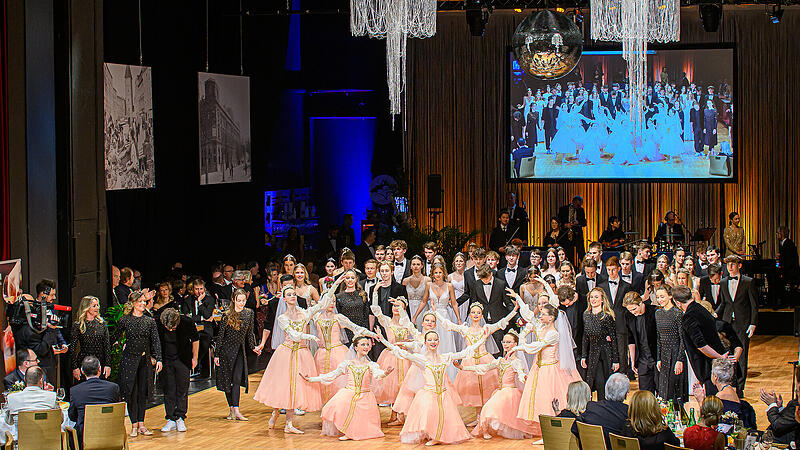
top-left (17, 409), bottom-right (66, 450)
top-left (3, 430), bottom-right (12, 450)
top-left (665, 444), bottom-right (691, 450)
top-left (67, 402), bottom-right (128, 450)
top-left (609, 433), bottom-right (641, 450)
top-left (539, 414), bottom-right (579, 450)
top-left (576, 421), bottom-right (608, 450)
top-left (520, 156), bottom-right (536, 177)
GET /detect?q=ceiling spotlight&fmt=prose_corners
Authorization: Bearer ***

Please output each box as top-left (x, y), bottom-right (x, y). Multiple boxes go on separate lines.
top-left (699, 2), bottom-right (722, 32)
top-left (770, 4), bottom-right (784, 23)
top-left (465, 0), bottom-right (490, 37)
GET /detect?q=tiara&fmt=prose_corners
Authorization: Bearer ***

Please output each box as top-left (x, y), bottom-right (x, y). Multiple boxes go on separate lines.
top-left (469, 302), bottom-right (484, 311)
top-left (392, 296), bottom-right (408, 306)
top-left (422, 311), bottom-right (437, 320)
top-left (507, 329), bottom-right (520, 338)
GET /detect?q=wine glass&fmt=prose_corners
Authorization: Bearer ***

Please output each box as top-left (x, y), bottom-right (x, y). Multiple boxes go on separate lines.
top-left (56, 388), bottom-right (65, 402)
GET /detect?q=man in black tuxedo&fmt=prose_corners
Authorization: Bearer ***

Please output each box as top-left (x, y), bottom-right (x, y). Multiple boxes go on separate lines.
top-left (632, 242), bottom-right (655, 277)
top-left (761, 369), bottom-right (800, 446)
top-left (354, 228), bottom-right (377, 271)
top-left (619, 251), bottom-right (645, 293)
top-left (599, 257), bottom-right (632, 376)
top-left (422, 242), bottom-right (437, 275)
top-left (471, 264), bottom-right (513, 352)
top-left (558, 196), bottom-right (587, 261)
top-left (674, 285), bottom-right (728, 394)
top-left (69, 355), bottom-right (120, 445)
top-left (584, 241), bottom-right (608, 277)
top-left (655, 211), bottom-right (686, 245)
top-left (699, 263), bottom-right (724, 312)
top-left (319, 226), bottom-right (340, 260)
top-left (576, 257), bottom-right (607, 304)
top-left (498, 246), bottom-right (525, 293)
top-left (624, 293), bottom-right (658, 392)
top-left (718, 255), bottom-right (759, 396)
top-left (359, 259), bottom-right (380, 296)
top-left (777, 226), bottom-right (800, 287)
top-left (457, 248), bottom-right (487, 306)
top-left (186, 280), bottom-right (216, 378)
top-left (489, 210), bottom-right (517, 255)
top-left (505, 192), bottom-right (529, 245)
top-left (390, 240), bottom-right (412, 284)
top-left (706, 246), bottom-right (729, 278)
top-left (557, 285), bottom-right (586, 378)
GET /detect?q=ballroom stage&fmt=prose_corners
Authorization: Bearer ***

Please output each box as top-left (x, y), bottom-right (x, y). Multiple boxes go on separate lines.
top-left (126, 335), bottom-right (797, 449)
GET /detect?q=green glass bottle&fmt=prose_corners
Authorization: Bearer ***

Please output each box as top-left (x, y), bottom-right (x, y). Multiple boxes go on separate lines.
top-left (688, 408), bottom-right (697, 427)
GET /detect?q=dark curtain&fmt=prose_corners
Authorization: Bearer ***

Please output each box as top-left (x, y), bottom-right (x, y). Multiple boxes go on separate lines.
top-left (405, 8), bottom-right (800, 258)
top-left (0, 0), bottom-right (8, 260)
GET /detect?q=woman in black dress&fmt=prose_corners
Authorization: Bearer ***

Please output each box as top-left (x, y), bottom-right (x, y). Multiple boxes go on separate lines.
top-left (70, 295), bottom-right (111, 381)
top-left (152, 281), bottom-right (184, 321)
top-left (653, 284), bottom-right (687, 403)
top-left (581, 287), bottom-right (619, 400)
top-left (543, 216), bottom-right (568, 249)
top-left (111, 290), bottom-right (162, 437)
top-left (213, 288), bottom-right (259, 421)
top-left (334, 269), bottom-right (371, 342)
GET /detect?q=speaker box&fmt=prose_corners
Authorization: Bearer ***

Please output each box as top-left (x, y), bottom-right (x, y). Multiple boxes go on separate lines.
top-left (427, 174), bottom-right (442, 209)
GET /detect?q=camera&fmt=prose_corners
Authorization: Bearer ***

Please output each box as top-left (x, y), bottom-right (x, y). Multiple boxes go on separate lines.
top-left (9, 298), bottom-right (71, 330)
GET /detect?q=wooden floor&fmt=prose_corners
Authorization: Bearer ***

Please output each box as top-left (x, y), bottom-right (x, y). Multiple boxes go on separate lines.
top-left (127, 335), bottom-right (798, 449)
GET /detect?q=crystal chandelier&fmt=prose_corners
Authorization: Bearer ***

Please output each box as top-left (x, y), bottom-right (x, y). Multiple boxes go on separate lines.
top-left (350, 0), bottom-right (437, 115)
top-left (591, 0), bottom-right (680, 130)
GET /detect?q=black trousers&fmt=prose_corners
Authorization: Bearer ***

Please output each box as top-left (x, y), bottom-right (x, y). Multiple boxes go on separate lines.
top-left (617, 331), bottom-right (629, 375)
top-left (128, 357), bottom-right (150, 423)
top-left (545, 129), bottom-right (555, 150)
top-left (636, 360), bottom-right (657, 393)
top-left (732, 323), bottom-right (750, 395)
top-left (225, 350), bottom-right (245, 407)
top-left (161, 358), bottom-right (190, 420)
top-left (197, 329), bottom-right (212, 377)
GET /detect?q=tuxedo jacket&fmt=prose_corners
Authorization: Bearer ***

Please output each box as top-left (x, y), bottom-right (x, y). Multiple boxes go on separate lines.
top-left (392, 259), bottom-right (413, 284)
top-left (575, 273), bottom-right (608, 304)
top-left (620, 271), bottom-right (645, 294)
top-left (508, 205), bottom-right (529, 244)
top-left (580, 263), bottom-right (609, 279)
top-left (469, 278), bottom-right (513, 324)
top-left (497, 266), bottom-right (525, 293)
top-left (489, 225), bottom-right (517, 253)
top-left (681, 301), bottom-right (726, 384)
top-left (632, 259), bottom-right (656, 278)
top-left (697, 276), bottom-right (722, 311)
top-left (598, 278), bottom-right (632, 334)
top-left (457, 267), bottom-right (480, 306)
top-left (626, 303), bottom-right (658, 365)
top-left (718, 275), bottom-right (759, 335)
top-left (185, 294), bottom-right (217, 335)
top-left (368, 281), bottom-right (409, 318)
top-left (780, 238), bottom-right (800, 282)
top-left (558, 204), bottom-right (587, 238)
top-left (354, 242), bottom-right (375, 270)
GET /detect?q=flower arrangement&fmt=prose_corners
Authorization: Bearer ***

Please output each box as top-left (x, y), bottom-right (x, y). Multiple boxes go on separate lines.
top-left (6, 381), bottom-right (25, 393)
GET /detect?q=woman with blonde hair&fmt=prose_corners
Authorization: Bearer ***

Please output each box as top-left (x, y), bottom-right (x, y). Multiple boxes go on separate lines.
top-left (581, 287), bottom-right (619, 399)
top-left (622, 390), bottom-right (680, 449)
top-left (70, 296), bottom-right (111, 380)
top-left (153, 281), bottom-right (181, 319)
top-left (293, 263), bottom-right (320, 306)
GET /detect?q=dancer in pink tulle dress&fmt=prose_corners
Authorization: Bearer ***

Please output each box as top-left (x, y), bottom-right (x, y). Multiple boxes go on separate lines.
top-left (370, 293), bottom-right (415, 425)
top-left (382, 331), bottom-right (485, 446)
top-left (458, 330), bottom-right (537, 440)
top-left (514, 303), bottom-right (581, 431)
top-left (253, 281), bottom-right (336, 434)
top-left (433, 300), bottom-right (519, 426)
top-left (312, 298), bottom-right (376, 403)
top-left (302, 336), bottom-right (392, 441)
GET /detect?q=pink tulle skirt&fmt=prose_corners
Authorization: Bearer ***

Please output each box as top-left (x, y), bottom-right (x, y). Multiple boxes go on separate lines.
top-left (400, 388), bottom-right (471, 444)
top-left (320, 388), bottom-right (384, 440)
top-left (473, 386), bottom-right (538, 439)
top-left (517, 363), bottom-right (581, 423)
top-left (393, 365), bottom-right (462, 414)
top-left (315, 345), bottom-right (349, 402)
top-left (374, 349), bottom-right (410, 404)
top-left (254, 343), bottom-right (322, 411)
top-left (454, 353), bottom-right (498, 407)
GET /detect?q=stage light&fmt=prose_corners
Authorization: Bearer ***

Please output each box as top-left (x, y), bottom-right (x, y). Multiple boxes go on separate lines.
top-left (770, 4), bottom-right (784, 23)
top-left (699, 2), bottom-right (722, 32)
top-left (465, 0), bottom-right (490, 37)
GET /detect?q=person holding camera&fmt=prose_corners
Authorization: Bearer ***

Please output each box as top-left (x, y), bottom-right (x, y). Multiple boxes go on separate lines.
top-left (12, 280), bottom-right (68, 386)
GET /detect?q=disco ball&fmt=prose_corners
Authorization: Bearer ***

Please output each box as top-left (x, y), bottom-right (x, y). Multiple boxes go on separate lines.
top-left (512, 10), bottom-right (583, 80)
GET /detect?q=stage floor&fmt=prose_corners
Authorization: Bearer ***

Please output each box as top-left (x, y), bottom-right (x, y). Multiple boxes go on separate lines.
top-left (126, 335), bottom-right (797, 449)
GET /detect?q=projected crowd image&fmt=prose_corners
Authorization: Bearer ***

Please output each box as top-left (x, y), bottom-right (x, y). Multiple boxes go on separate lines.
top-left (508, 47), bottom-right (734, 180)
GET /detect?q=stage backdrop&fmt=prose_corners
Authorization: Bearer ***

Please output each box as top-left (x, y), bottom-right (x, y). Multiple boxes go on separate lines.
top-left (405, 7), bottom-right (800, 257)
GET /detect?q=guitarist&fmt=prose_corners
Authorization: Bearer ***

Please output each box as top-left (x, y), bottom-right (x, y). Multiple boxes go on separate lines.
top-left (600, 216), bottom-right (627, 250)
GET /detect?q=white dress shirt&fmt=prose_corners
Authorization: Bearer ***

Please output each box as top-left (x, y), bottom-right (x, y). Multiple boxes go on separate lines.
top-left (607, 277), bottom-right (620, 300)
top-left (504, 265), bottom-right (518, 287)
top-left (711, 284), bottom-right (720, 304)
top-left (393, 259), bottom-right (407, 284)
top-left (634, 259), bottom-right (645, 273)
top-left (727, 275), bottom-right (740, 319)
top-left (621, 272), bottom-right (633, 284)
top-left (585, 277), bottom-right (597, 290)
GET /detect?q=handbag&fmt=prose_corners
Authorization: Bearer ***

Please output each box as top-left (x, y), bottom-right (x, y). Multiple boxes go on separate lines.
top-left (709, 155), bottom-right (732, 176)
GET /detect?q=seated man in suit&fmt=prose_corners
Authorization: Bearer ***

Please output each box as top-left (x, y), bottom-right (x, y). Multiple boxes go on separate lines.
top-left (655, 211), bottom-right (686, 245)
top-left (4, 366), bottom-right (57, 440)
top-left (511, 138), bottom-right (534, 176)
top-left (69, 356), bottom-right (120, 445)
top-left (572, 373), bottom-right (630, 449)
top-left (761, 366), bottom-right (800, 446)
top-left (4, 348), bottom-right (38, 390)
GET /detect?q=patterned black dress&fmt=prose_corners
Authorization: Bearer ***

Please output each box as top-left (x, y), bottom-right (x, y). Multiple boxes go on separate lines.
top-left (655, 306), bottom-right (687, 402)
top-left (581, 310), bottom-right (619, 396)
top-left (213, 308), bottom-right (257, 394)
top-left (110, 314), bottom-right (162, 397)
top-left (335, 291), bottom-right (370, 342)
top-left (69, 318), bottom-right (111, 371)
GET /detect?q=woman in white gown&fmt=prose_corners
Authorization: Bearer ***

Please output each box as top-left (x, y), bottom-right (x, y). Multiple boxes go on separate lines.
top-left (413, 263), bottom-right (460, 380)
top-left (448, 252), bottom-right (468, 351)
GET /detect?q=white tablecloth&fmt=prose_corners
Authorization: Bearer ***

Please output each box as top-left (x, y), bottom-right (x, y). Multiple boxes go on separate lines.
top-left (0, 406), bottom-right (73, 444)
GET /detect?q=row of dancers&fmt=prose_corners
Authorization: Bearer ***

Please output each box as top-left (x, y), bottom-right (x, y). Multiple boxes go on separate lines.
top-left (225, 273), bottom-right (583, 444)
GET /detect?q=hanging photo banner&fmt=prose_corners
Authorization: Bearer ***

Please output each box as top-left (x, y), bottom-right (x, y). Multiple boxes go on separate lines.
top-left (103, 63), bottom-right (156, 190)
top-left (198, 72), bottom-right (252, 185)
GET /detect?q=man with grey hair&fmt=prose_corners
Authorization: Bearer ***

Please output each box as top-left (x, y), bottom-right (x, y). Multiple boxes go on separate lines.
top-left (572, 373), bottom-right (630, 448)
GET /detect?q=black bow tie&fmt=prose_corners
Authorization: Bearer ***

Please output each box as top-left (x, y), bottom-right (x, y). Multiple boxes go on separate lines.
top-left (483, 281), bottom-right (493, 286)
top-left (587, 278), bottom-right (595, 282)
top-left (394, 262), bottom-right (403, 266)
top-left (730, 276), bottom-right (739, 280)
top-left (507, 268), bottom-right (516, 273)
top-left (609, 280), bottom-right (618, 285)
